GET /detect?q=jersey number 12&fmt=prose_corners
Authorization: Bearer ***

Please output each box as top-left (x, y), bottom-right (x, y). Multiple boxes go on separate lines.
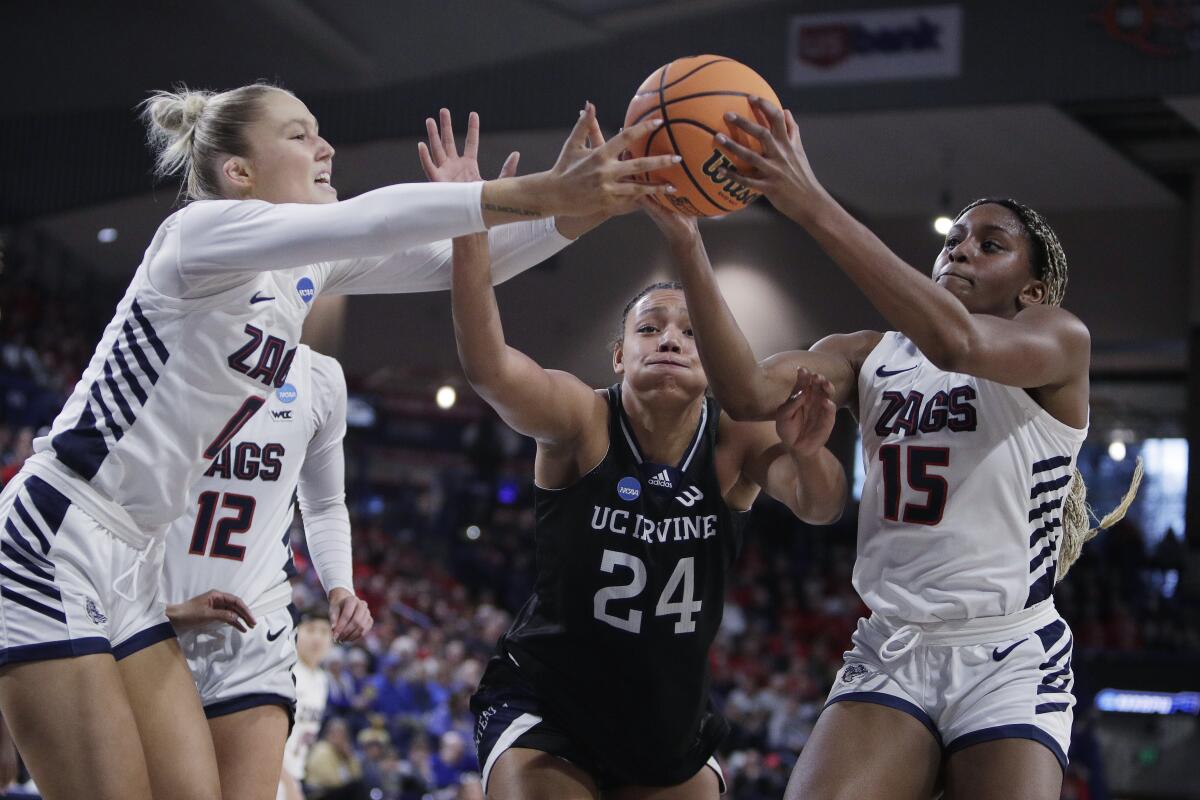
top-left (188, 491), bottom-right (256, 561)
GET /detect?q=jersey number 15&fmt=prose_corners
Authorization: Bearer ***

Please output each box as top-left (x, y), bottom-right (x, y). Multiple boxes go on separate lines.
top-left (879, 444), bottom-right (949, 525)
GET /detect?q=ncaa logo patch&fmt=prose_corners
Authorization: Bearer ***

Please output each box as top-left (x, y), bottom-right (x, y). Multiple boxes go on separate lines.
top-left (296, 277), bottom-right (316, 304)
top-left (616, 476), bottom-right (641, 502)
top-left (276, 384), bottom-right (298, 403)
top-left (841, 663), bottom-right (868, 684)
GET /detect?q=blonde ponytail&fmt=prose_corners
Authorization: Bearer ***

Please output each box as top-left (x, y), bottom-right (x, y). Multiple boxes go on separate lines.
top-left (1056, 458), bottom-right (1144, 581)
top-left (139, 82), bottom-right (291, 201)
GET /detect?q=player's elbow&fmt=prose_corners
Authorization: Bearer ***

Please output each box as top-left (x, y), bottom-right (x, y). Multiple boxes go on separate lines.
top-left (799, 499), bottom-right (844, 526)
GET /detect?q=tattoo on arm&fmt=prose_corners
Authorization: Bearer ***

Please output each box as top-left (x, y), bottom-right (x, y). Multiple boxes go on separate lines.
top-left (483, 202), bottom-right (542, 218)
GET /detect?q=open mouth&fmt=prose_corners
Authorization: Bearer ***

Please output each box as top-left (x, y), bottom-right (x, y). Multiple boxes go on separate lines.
top-left (314, 171), bottom-right (333, 188)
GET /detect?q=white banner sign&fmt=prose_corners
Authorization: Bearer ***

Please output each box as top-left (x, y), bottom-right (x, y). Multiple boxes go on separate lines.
top-left (787, 5), bottom-right (962, 86)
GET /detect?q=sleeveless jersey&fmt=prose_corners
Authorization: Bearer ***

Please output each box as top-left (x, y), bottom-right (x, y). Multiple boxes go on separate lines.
top-left (162, 346), bottom-right (342, 614)
top-left (855, 332), bottom-right (1088, 623)
top-left (500, 385), bottom-right (746, 783)
top-left (26, 188), bottom-right (566, 545)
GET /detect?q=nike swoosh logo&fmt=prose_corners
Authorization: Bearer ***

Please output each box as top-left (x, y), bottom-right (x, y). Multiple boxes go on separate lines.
top-left (266, 627), bottom-right (287, 641)
top-left (876, 365), bottom-right (917, 378)
top-left (992, 638), bottom-right (1027, 661)
top-left (250, 292), bottom-right (275, 304)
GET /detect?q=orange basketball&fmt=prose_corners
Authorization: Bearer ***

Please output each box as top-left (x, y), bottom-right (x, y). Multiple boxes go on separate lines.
top-left (623, 55), bottom-right (780, 217)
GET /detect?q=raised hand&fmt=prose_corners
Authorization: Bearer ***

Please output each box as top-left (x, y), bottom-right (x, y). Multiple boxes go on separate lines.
top-left (545, 103), bottom-right (681, 216)
top-left (166, 589), bottom-right (256, 633)
top-left (713, 96), bottom-right (829, 223)
top-left (419, 109), bottom-right (520, 183)
top-left (776, 367), bottom-right (837, 459)
top-left (640, 195), bottom-right (700, 248)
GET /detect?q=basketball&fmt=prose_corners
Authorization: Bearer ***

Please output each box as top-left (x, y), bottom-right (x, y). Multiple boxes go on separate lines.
top-left (623, 55), bottom-right (781, 217)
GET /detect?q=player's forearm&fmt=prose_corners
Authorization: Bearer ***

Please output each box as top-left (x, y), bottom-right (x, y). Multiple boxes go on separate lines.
top-left (300, 505), bottom-right (354, 595)
top-left (452, 235), bottom-right (518, 392)
top-left (671, 235), bottom-right (786, 419)
top-left (788, 447), bottom-right (847, 525)
top-left (799, 197), bottom-right (975, 369)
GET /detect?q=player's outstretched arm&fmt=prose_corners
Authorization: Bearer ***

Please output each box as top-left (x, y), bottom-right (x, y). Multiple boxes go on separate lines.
top-left (642, 200), bottom-right (859, 420)
top-left (719, 98), bottom-right (1089, 390)
top-left (731, 368), bottom-right (847, 524)
top-left (452, 234), bottom-right (601, 448)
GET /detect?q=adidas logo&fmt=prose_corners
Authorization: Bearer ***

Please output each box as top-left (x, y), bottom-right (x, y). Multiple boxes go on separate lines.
top-left (648, 469), bottom-right (673, 489)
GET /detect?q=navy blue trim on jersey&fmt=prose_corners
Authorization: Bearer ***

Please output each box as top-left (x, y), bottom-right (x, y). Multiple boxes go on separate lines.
top-left (945, 724), bottom-right (1067, 770)
top-left (131, 300), bottom-right (170, 362)
top-left (52, 303), bottom-right (171, 480)
top-left (2, 539), bottom-right (54, 580)
top-left (112, 621), bottom-right (176, 660)
top-left (825, 691), bottom-right (942, 745)
top-left (121, 321), bottom-right (160, 384)
top-left (0, 636), bottom-right (111, 667)
top-left (615, 388), bottom-right (708, 470)
top-left (0, 586), bottom-right (65, 622)
top-left (12, 500), bottom-right (51, 555)
top-left (0, 564), bottom-right (61, 601)
top-left (1025, 570), bottom-right (1055, 607)
top-left (51, 404), bottom-right (110, 481)
top-left (1028, 497), bottom-right (1062, 523)
top-left (204, 692), bottom-right (295, 720)
top-left (1034, 619), bottom-right (1067, 651)
top-left (1028, 517), bottom-right (1061, 549)
top-left (1031, 455), bottom-right (1071, 474)
top-left (23, 476), bottom-right (69, 534)
top-left (1029, 474), bottom-right (1072, 499)
top-left (102, 360), bottom-right (136, 425)
top-left (111, 340), bottom-right (149, 405)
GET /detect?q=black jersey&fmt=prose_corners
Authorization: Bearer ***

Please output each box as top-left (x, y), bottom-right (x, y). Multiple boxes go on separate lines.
top-left (498, 384), bottom-right (747, 785)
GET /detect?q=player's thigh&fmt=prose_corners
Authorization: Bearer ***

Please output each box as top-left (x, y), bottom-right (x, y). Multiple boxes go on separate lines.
top-left (0, 654), bottom-right (153, 800)
top-left (786, 700), bottom-right (941, 800)
top-left (118, 637), bottom-right (222, 800)
top-left (487, 746), bottom-right (600, 800)
top-left (606, 761), bottom-right (720, 800)
top-left (943, 738), bottom-right (1061, 800)
top-left (208, 704), bottom-right (291, 800)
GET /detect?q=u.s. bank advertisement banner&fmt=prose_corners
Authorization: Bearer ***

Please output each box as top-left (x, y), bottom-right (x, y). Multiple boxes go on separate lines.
top-left (788, 5), bottom-right (962, 86)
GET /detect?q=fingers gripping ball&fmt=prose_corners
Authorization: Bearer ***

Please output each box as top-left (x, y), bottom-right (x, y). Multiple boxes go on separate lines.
top-left (624, 55), bottom-right (781, 217)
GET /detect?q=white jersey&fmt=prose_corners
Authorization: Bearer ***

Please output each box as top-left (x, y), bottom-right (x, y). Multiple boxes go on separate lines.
top-left (162, 346), bottom-right (344, 613)
top-left (282, 661), bottom-right (330, 780)
top-left (24, 183), bottom-right (568, 548)
top-left (855, 332), bottom-right (1088, 623)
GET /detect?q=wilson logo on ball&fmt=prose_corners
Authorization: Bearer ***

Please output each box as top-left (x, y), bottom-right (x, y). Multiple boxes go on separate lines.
top-left (700, 151), bottom-right (760, 205)
top-left (624, 54), bottom-right (780, 217)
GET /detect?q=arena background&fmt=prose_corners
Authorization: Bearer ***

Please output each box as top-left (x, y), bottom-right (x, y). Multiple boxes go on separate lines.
top-left (1, 1), bottom-right (1198, 798)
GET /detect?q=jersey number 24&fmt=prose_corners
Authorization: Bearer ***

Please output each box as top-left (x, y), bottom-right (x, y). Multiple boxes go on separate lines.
top-left (593, 550), bottom-right (703, 635)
